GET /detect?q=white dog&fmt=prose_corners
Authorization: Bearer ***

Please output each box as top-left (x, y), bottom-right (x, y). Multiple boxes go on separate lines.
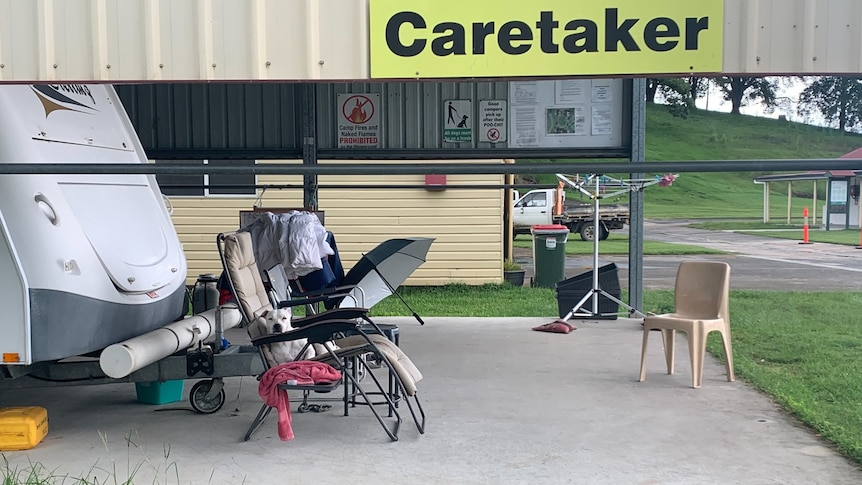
top-left (261, 308), bottom-right (316, 363)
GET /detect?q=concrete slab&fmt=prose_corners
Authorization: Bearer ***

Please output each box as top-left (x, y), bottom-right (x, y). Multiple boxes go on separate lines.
top-left (2, 317), bottom-right (860, 484)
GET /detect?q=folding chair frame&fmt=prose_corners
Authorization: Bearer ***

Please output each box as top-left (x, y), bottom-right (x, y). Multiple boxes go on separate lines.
top-left (216, 231), bottom-right (403, 442)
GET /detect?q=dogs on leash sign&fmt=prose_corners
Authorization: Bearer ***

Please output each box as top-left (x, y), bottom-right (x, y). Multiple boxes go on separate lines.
top-left (443, 99), bottom-right (472, 143)
top-left (338, 93), bottom-right (380, 148)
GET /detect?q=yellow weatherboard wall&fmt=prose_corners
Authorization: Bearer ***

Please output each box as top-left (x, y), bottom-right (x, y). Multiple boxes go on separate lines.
top-left (370, 0), bottom-right (723, 78)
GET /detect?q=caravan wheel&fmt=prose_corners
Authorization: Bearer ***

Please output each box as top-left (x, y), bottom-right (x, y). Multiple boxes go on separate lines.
top-left (190, 379), bottom-right (226, 414)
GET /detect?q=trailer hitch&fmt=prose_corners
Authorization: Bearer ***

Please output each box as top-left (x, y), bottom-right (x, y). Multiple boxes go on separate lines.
top-left (186, 342), bottom-right (214, 376)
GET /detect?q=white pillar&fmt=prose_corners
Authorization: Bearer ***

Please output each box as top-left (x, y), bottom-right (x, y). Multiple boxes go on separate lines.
top-left (812, 181), bottom-right (817, 226)
top-left (787, 182), bottom-right (792, 224)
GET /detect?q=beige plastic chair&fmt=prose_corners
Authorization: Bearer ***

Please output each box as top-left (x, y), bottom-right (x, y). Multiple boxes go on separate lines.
top-left (638, 261), bottom-right (734, 389)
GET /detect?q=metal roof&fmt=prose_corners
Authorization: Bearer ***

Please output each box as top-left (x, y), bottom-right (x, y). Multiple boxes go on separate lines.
top-left (2, 0), bottom-right (862, 82)
top-left (753, 148), bottom-right (862, 182)
top-left (754, 171), bottom-right (856, 183)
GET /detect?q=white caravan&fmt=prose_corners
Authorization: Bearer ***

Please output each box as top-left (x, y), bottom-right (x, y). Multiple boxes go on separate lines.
top-left (0, 84), bottom-right (188, 369)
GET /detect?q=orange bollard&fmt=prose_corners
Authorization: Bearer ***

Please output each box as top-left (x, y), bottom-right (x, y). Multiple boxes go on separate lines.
top-left (799, 207), bottom-right (813, 245)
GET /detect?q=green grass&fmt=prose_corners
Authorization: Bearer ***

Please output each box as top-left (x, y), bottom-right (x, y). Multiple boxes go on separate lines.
top-left (687, 221), bottom-right (862, 245)
top-left (371, 285), bottom-right (862, 466)
top-left (737, 229), bottom-right (862, 245)
top-left (689, 221), bottom-right (801, 230)
top-left (512, 233), bottom-right (725, 255)
top-left (642, 104), bottom-right (860, 220)
top-left (707, 291), bottom-right (862, 465)
top-left (519, 104), bottom-right (862, 221)
top-left (373, 283), bottom-right (558, 317)
top-left (687, 220), bottom-right (862, 245)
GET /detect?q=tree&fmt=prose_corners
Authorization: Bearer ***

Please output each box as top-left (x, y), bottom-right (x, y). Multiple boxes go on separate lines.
top-left (646, 79), bottom-right (660, 103)
top-left (646, 78), bottom-right (703, 118)
top-left (712, 77), bottom-right (779, 115)
top-left (646, 78), bottom-right (692, 104)
top-left (797, 76), bottom-right (862, 133)
top-left (687, 77), bottom-right (709, 104)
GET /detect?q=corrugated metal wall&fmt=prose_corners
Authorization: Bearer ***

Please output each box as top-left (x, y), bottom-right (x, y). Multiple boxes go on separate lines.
top-left (0, 0), bottom-right (368, 81)
top-left (724, 0), bottom-right (862, 74)
top-left (116, 82), bottom-right (510, 156)
top-left (2, 0), bottom-right (862, 81)
top-left (116, 83), bottom-right (302, 158)
top-left (317, 82), bottom-right (508, 150)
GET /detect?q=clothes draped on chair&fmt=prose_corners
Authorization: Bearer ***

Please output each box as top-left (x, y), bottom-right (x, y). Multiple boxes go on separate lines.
top-left (258, 361), bottom-right (341, 441)
top-left (242, 211), bottom-right (333, 280)
top-left (296, 231), bottom-right (344, 301)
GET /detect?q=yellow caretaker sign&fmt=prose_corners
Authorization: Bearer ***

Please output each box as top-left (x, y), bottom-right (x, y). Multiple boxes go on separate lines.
top-left (369, 0), bottom-right (724, 78)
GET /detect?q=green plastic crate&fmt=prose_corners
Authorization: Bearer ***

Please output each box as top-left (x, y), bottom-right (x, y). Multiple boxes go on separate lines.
top-left (135, 380), bottom-right (184, 405)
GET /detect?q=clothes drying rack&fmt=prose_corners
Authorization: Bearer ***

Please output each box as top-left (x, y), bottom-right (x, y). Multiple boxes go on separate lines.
top-left (555, 172), bottom-right (678, 321)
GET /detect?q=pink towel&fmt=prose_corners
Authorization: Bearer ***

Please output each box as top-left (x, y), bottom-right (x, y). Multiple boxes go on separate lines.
top-left (258, 361), bottom-right (341, 441)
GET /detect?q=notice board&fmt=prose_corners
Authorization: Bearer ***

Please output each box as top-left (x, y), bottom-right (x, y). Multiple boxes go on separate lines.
top-left (508, 79), bottom-right (625, 149)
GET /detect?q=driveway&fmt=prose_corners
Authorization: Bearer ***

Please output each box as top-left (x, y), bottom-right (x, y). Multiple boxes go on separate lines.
top-left (515, 220), bottom-right (862, 291)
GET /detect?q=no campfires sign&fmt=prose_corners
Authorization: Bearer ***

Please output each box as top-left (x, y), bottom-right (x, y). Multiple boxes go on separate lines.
top-left (338, 93), bottom-right (380, 148)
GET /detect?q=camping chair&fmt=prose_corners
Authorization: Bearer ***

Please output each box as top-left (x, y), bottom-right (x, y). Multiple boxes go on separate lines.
top-left (638, 261), bottom-right (735, 389)
top-left (216, 231), bottom-right (403, 441)
top-left (265, 262), bottom-right (426, 434)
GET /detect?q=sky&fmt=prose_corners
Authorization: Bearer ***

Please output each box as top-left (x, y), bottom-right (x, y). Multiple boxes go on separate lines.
top-left (693, 77), bottom-right (827, 127)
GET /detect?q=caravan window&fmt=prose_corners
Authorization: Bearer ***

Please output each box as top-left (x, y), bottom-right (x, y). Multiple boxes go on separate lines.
top-left (156, 159), bottom-right (257, 197)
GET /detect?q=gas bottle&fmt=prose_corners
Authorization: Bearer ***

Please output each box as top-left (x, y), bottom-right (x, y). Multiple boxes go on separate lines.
top-left (192, 273), bottom-right (220, 314)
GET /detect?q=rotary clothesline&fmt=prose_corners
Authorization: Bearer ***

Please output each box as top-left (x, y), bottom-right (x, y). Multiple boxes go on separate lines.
top-left (553, 172), bottom-right (679, 321)
top-left (556, 173), bottom-right (679, 199)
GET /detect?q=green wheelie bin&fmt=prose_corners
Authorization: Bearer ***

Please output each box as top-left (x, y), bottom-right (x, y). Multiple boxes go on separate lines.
top-left (530, 224), bottom-right (569, 288)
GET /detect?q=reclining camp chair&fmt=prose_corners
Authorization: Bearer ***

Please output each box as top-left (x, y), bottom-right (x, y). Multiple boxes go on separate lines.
top-left (217, 231), bottom-right (404, 442)
top-left (265, 262), bottom-right (426, 434)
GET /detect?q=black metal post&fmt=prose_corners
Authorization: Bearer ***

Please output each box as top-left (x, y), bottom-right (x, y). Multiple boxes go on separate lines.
top-left (300, 83), bottom-right (318, 210)
top-left (628, 79), bottom-right (646, 314)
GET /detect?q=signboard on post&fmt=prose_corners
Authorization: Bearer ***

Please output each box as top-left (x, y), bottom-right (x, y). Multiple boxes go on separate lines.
top-left (479, 100), bottom-right (507, 143)
top-left (443, 99), bottom-right (472, 143)
top-left (369, 0), bottom-right (724, 79)
top-left (830, 179), bottom-right (848, 214)
top-left (338, 93), bottom-right (380, 148)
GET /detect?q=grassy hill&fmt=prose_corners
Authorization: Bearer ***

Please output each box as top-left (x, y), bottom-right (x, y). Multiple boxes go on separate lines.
top-left (525, 103), bottom-right (862, 220)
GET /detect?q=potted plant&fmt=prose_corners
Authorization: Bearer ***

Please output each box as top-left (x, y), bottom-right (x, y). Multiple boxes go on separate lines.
top-left (503, 258), bottom-right (526, 287)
